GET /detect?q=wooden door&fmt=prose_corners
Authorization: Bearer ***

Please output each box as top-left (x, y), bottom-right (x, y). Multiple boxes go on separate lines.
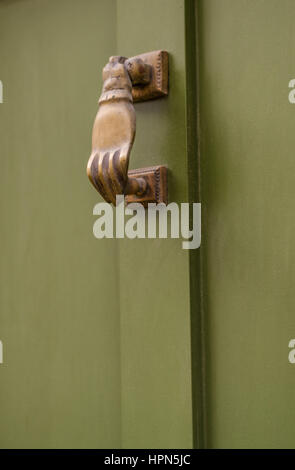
top-left (0, 0), bottom-right (201, 448)
top-left (198, 0), bottom-right (295, 448)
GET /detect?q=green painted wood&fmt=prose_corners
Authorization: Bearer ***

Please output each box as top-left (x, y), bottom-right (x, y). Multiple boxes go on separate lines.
top-left (198, 0), bottom-right (295, 449)
top-left (117, 0), bottom-right (202, 449)
top-left (0, 0), bottom-right (201, 449)
top-left (0, 0), bottom-right (121, 448)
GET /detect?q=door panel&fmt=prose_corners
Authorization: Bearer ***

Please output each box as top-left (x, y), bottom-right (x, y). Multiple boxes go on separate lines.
top-left (198, 0), bottom-right (295, 448)
top-left (117, 0), bottom-right (199, 449)
top-left (0, 0), bottom-right (201, 448)
top-left (0, 0), bottom-right (120, 448)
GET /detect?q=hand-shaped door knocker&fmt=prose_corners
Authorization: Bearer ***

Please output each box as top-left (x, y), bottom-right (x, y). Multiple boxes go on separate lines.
top-left (87, 50), bottom-right (169, 206)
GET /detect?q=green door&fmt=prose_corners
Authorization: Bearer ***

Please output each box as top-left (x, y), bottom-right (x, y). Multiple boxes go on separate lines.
top-left (0, 0), bottom-right (201, 448)
top-left (198, 0), bottom-right (295, 449)
top-left (2, 0), bottom-right (294, 451)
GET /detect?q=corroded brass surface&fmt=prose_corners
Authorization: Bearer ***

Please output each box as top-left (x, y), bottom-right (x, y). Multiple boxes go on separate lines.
top-left (87, 51), bottom-right (169, 205)
top-left (127, 50), bottom-right (169, 102)
top-left (126, 166), bottom-right (168, 207)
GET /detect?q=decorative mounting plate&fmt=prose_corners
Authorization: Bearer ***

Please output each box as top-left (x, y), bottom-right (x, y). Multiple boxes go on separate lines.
top-left (125, 165), bottom-right (167, 207)
top-left (127, 50), bottom-right (169, 103)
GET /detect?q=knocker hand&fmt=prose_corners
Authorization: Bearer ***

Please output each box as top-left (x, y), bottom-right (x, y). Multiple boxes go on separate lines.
top-left (87, 56), bottom-right (139, 205)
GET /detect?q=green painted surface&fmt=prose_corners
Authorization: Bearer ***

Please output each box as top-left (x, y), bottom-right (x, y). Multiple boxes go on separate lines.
top-left (0, 0), bottom-right (121, 448)
top-left (0, 0), bottom-right (200, 449)
top-left (117, 0), bottom-right (199, 449)
top-left (198, 0), bottom-right (295, 449)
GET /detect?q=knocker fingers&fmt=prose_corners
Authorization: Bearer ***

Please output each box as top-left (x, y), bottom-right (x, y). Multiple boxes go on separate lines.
top-left (87, 146), bottom-right (130, 205)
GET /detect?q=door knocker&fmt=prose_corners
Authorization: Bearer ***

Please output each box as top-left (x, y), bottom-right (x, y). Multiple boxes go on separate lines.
top-left (87, 50), bottom-right (169, 207)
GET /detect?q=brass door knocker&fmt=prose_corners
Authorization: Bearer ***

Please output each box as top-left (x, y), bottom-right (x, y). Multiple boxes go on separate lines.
top-left (87, 50), bottom-right (169, 206)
